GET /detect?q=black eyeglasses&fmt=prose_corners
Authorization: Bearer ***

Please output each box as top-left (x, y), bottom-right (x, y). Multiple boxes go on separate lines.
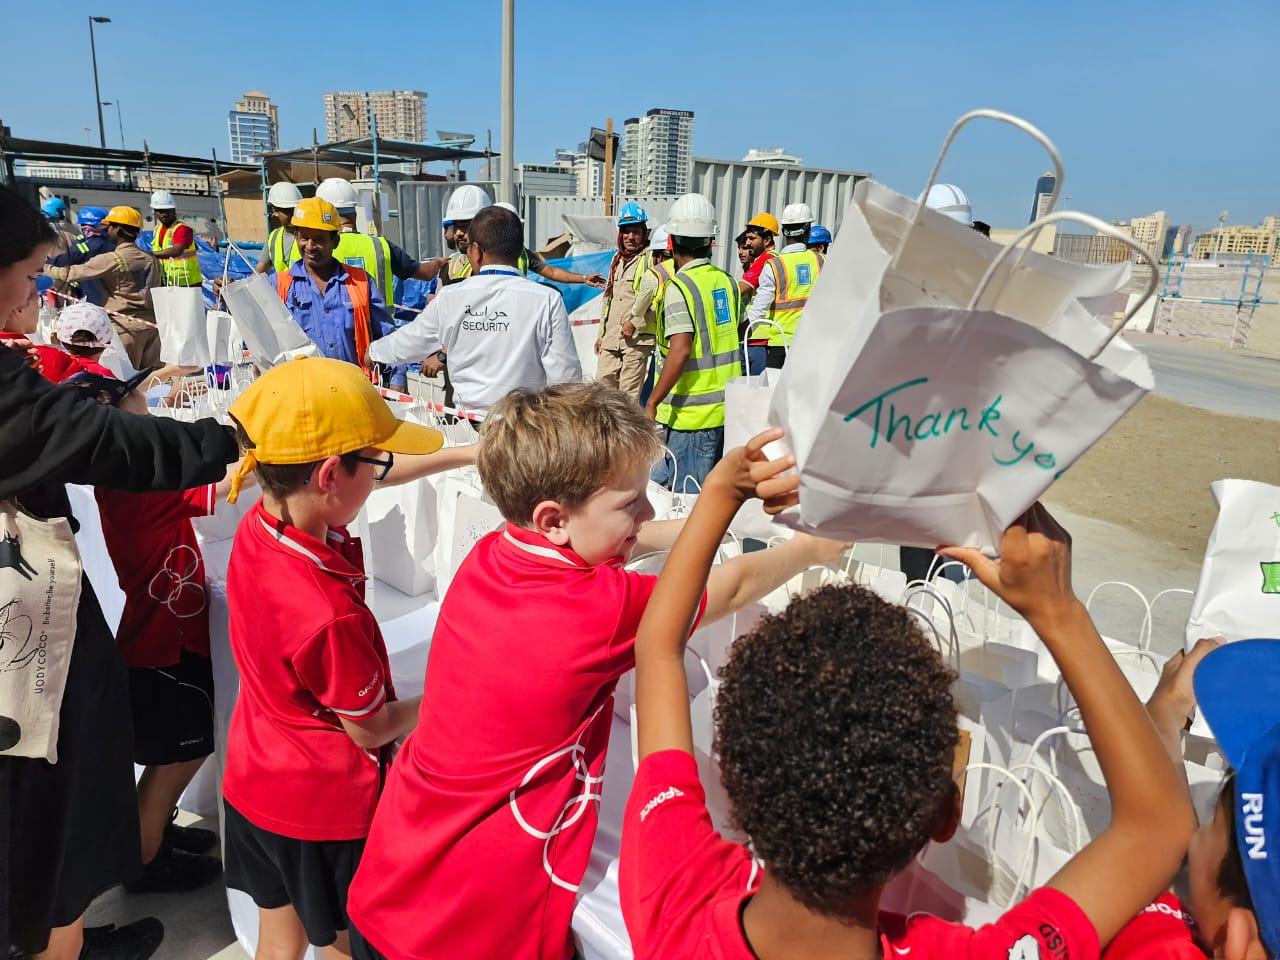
top-left (352, 451), bottom-right (395, 481)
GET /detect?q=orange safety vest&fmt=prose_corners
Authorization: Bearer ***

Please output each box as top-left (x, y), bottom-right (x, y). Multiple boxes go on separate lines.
top-left (277, 266), bottom-right (375, 378)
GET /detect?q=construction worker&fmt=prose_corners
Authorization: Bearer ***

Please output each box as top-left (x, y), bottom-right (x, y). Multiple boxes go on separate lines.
top-left (271, 196), bottom-right (396, 375)
top-left (630, 224), bottom-right (676, 406)
top-left (46, 207), bottom-right (113, 305)
top-left (744, 201), bottom-right (823, 372)
top-left (807, 224), bottom-right (832, 255)
top-left (493, 200), bottom-right (607, 288)
top-left (149, 190), bottom-right (203, 288)
top-left (439, 184), bottom-right (494, 286)
top-left (254, 181), bottom-right (304, 275)
top-left (645, 193), bottom-right (742, 491)
top-left (595, 203), bottom-right (656, 402)
top-left (736, 212), bottom-right (780, 373)
top-left (45, 205), bottom-right (161, 369)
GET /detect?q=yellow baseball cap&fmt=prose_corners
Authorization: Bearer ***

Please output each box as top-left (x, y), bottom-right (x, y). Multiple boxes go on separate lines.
top-left (226, 356), bottom-right (444, 502)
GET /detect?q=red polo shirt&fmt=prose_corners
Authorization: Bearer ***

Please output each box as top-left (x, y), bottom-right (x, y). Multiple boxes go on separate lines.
top-left (1102, 894), bottom-right (1203, 960)
top-left (741, 249), bottom-right (776, 292)
top-left (222, 501), bottom-right (395, 841)
top-left (620, 750), bottom-right (1102, 960)
top-left (348, 523), bottom-right (705, 960)
top-left (96, 484), bottom-right (215, 668)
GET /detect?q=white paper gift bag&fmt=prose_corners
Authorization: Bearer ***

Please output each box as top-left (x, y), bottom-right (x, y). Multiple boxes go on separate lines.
top-left (772, 208), bottom-right (1156, 551)
top-left (364, 477), bottom-right (439, 597)
top-left (1184, 479), bottom-right (1280, 647)
top-left (154, 286), bottom-right (212, 367)
top-left (768, 111), bottom-right (1155, 550)
top-left (207, 309), bottom-right (234, 367)
top-left (220, 273), bottom-right (317, 369)
top-left (724, 322), bottom-right (792, 541)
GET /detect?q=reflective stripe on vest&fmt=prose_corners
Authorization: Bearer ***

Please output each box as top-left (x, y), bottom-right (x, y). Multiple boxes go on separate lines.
top-left (447, 252), bottom-right (473, 282)
top-left (656, 262), bottom-right (742, 431)
top-left (765, 249), bottom-right (823, 346)
top-left (268, 228), bottom-right (296, 274)
top-left (277, 266), bottom-right (375, 376)
top-left (154, 220), bottom-right (203, 286)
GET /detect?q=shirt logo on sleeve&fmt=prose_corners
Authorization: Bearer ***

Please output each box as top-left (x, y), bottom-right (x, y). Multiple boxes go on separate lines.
top-left (639, 786), bottom-right (685, 822)
top-left (357, 670), bottom-right (382, 698)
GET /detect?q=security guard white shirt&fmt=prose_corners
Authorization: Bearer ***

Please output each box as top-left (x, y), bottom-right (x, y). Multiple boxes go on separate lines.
top-left (368, 265), bottom-right (582, 416)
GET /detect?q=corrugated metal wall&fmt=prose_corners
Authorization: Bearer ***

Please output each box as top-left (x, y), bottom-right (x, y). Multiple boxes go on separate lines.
top-left (399, 159), bottom-right (869, 271)
top-left (686, 159), bottom-right (869, 271)
top-left (397, 181), bottom-right (498, 260)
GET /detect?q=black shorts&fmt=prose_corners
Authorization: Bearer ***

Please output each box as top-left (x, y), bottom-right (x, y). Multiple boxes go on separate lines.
top-left (223, 799), bottom-right (365, 947)
top-left (128, 650), bottom-right (215, 766)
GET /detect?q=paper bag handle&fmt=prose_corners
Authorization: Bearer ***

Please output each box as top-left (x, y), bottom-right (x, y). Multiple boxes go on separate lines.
top-left (893, 109), bottom-right (1065, 269)
top-left (741, 319), bottom-right (789, 356)
top-left (1008, 759), bottom-right (1088, 855)
top-left (967, 211), bottom-right (1160, 355)
top-left (962, 762), bottom-right (1041, 905)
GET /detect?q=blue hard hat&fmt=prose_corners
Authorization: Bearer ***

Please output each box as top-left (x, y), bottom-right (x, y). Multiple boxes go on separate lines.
top-left (617, 202), bottom-right (647, 227)
top-left (77, 206), bottom-right (109, 228)
top-left (41, 197), bottom-right (67, 219)
top-left (808, 224), bottom-right (832, 245)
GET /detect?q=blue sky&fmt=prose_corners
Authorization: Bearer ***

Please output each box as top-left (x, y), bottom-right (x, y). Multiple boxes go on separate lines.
top-left (3, 0), bottom-right (1275, 231)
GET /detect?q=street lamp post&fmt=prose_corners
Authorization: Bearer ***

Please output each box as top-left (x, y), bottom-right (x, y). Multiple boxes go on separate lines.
top-left (101, 100), bottom-right (125, 149)
top-left (88, 16), bottom-right (111, 150)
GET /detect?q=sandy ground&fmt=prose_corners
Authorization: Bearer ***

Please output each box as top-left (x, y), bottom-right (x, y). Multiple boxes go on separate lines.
top-left (1045, 393), bottom-right (1279, 557)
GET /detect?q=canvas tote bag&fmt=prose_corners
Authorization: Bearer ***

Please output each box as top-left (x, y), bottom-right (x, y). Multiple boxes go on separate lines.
top-left (0, 500), bottom-right (82, 761)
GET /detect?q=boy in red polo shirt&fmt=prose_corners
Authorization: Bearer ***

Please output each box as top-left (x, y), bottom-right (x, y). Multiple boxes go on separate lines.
top-left (621, 460), bottom-right (1199, 960)
top-left (346, 382), bottom-right (844, 960)
top-left (220, 357), bottom-right (464, 960)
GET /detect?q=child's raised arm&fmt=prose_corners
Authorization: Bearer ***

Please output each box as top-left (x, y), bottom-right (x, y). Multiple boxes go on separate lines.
top-left (941, 505), bottom-right (1197, 946)
top-left (633, 429), bottom-right (798, 762)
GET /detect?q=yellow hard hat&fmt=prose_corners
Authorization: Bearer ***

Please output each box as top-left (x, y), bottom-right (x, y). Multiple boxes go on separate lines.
top-left (291, 196), bottom-right (341, 232)
top-left (102, 205), bottom-right (143, 229)
top-left (746, 212), bottom-right (780, 236)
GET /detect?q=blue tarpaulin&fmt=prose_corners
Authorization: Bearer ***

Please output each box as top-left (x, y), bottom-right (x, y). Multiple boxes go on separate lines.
top-left (529, 251), bottom-right (612, 315)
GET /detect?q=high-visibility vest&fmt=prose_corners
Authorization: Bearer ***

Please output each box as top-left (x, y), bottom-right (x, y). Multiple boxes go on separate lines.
top-left (154, 220), bottom-right (203, 286)
top-left (267, 227), bottom-right (296, 274)
top-left (73, 232), bottom-right (91, 256)
top-left (287, 232), bottom-right (393, 305)
top-left (601, 250), bottom-right (653, 327)
top-left (656, 262), bottom-right (742, 431)
top-left (446, 251), bottom-right (472, 283)
top-left (277, 265), bottom-right (375, 377)
top-left (632, 254), bottom-right (673, 336)
top-left (517, 248), bottom-right (530, 275)
top-left (764, 249), bottom-right (824, 346)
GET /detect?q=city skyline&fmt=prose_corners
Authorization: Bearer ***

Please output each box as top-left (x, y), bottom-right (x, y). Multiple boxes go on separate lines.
top-left (2, 0), bottom-right (1275, 229)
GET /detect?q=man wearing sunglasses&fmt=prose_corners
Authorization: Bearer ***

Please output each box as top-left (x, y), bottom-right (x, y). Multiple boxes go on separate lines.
top-left (366, 206), bottom-right (582, 420)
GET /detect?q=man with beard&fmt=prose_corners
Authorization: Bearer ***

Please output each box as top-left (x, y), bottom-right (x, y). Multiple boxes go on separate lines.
top-left (272, 197), bottom-right (394, 375)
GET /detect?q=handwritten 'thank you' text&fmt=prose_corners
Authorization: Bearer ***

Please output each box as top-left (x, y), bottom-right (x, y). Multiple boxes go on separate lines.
top-left (842, 377), bottom-right (1058, 470)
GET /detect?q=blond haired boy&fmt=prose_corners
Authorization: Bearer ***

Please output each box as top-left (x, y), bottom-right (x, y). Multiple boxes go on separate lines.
top-left (347, 381), bottom-right (844, 960)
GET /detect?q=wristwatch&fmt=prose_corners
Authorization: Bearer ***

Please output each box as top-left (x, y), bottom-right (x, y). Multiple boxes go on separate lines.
top-left (435, 350), bottom-right (447, 364)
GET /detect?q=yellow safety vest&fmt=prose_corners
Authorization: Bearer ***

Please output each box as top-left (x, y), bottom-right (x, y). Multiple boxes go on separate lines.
top-left (631, 254), bottom-right (673, 336)
top-left (656, 262), bottom-right (742, 431)
top-left (288, 232), bottom-right (393, 305)
top-left (267, 227), bottom-right (296, 274)
top-left (446, 251), bottom-right (473, 283)
top-left (154, 220), bottom-right (203, 286)
top-left (517, 248), bottom-right (531, 276)
top-left (764, 249), bottom-right (824, 346)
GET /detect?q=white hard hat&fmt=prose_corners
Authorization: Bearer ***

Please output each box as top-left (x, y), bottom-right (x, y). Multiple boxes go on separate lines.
top-left (494, 200), bottom-right (520, 217)
top-left (649, 225), bottom-right (671, 251)
top-left (443, 184), bottom-right (492, 225)
top-left (150, 190), bottom-right (176, 210)
top-left (317, 178), bottom-right (360, 211)
top-left (267, 182), bottom-right (304, 209)
top-left (780, 201), bottom-right (814, 226)
top-left (666, 193), bottom-right (717, 239)
top-left (921, 183), bottom-right (972, 226)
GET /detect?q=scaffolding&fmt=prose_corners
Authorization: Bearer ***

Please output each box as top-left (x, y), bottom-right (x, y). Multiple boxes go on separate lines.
top-left (1154, 251), bottom-right (1275, 348)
